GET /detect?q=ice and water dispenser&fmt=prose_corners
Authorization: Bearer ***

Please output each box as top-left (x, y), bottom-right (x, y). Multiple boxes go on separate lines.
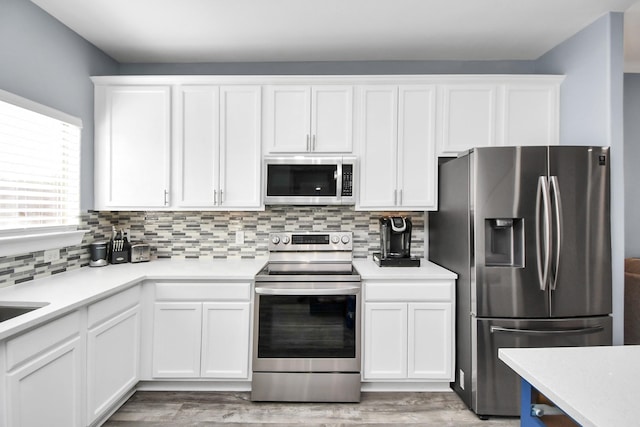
top-left (484, 218), bottom-right (524, 267)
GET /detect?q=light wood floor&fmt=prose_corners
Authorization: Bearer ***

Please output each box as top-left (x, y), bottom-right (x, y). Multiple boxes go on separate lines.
top-left (104, 391), bottom-right (520, 426)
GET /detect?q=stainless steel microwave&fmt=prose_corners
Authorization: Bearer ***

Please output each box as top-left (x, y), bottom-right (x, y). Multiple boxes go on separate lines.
top-left (264, 156), bottom-right (356, 205)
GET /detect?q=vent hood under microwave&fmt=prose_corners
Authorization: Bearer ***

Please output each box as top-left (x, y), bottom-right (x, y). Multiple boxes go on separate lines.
top-left (264, 156), bottom-right (356, 205)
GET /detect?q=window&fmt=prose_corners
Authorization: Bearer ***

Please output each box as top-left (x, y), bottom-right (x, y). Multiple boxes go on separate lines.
top-left (0, 89), bottom-right (85, 257)
top-left (0, 91), bottom-right (81, 233)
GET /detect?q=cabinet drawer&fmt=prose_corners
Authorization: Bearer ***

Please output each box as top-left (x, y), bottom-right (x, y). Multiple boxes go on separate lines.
top-left (155, 282), bottom-right (251, 301)
top-left (6, 311), bottom-right (80, 370)
top-left (365, 280), bottom-right (453, 302)
top-left (88, 285), bottom-right (141, 329)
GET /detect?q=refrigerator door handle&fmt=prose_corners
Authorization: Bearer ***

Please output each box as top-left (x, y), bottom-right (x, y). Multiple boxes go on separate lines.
top-left (490, 325), bottom-right (605, 336)
top-left (549, 176), bottom-right (563, 291)
top-left (535, 176), bottom-right (551, 291)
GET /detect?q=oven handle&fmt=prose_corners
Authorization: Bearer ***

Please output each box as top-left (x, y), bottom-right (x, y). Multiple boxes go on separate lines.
top-left (255, 285), bottom-right (361, 296)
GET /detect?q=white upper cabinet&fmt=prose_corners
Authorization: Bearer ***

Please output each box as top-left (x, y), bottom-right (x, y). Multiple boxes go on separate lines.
top-left (438, 83), bottom-right (498, 157)
top-left (94, 85), bottom-right (171, 210)
top-left (218, 86), bottom-right (262, 208)
top-left (175, 86), bottom-right (220, 208)
top-left (358, 86), bottom-right (398, 208)
top-left (358, 85), bottom-right (437, 210)
top-left (437, 77), bottom-right (562, 156)
top-left (397, 86), bottom-right (437, 209)
top-left (94, 80), bottom-right (262, 211)
top-left (499, 82), bottom-right (560, 146)
top-left (264, 85), bottom-right (353, 153)
top-left (175, 85), bottom-right (262, 209)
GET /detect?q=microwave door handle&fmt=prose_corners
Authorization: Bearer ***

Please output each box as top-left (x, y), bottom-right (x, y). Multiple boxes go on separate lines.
top-left (336, 163), bottom-right (343, 200)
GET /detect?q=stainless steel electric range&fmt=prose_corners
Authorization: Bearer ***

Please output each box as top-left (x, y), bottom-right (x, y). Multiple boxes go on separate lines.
top-left (251, 231), bottom-right (361, 403)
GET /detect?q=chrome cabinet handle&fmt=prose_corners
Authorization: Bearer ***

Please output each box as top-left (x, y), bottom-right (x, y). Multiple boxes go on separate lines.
top-left (306, 134), bottom-right (310, 151)
top-left (220, 189), bottom-right (224, 205)
top-left (399, 189), bottom-right (403, 206)
top-left (214, 189), bottom-right (217, 205)
top-left (163, 190), bottom-right (169, 206)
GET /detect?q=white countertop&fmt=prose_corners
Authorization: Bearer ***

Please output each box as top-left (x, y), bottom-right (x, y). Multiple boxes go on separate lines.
top-left (499, 345), bottom-right (640, 427)
top-left (0, 257), bottom-right (456, 342)
top-left (353, 258), bottom-right (457, 280)
top-left (0, 258), bottom-right (267, 341)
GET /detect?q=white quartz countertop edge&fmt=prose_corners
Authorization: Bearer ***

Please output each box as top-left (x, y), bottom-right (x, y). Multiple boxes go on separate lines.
top-left (0, 258), bottom-right (267, 341)
top-left (353, 258), bottom-right (457, 280)
top-left (499, 345), bottom-right (640, 427)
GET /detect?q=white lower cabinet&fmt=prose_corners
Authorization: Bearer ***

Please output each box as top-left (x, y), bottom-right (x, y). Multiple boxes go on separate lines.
top-left (363, 281), bottom-right (454, 382)
top-left (5, 312), bottom-right (83, 427)
top-left (152, 302), bottom-right (203, 377)
top-left (201, 302), bottom-right (251, 378)
top-left (86, 286), bottom-right (141, 425)
top-left (151, 281), bottom-right (252, 380)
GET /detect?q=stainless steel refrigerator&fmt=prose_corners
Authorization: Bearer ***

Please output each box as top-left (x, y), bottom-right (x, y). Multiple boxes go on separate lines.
top-left (429, 146), bottom-right (612, 418)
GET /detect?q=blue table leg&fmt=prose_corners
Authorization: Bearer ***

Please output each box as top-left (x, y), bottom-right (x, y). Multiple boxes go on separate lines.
top-left (520, 378), bottom-right (546, 427)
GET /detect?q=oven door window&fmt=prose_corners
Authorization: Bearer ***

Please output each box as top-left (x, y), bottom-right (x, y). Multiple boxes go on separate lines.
top-left (266, 164), bottom-right (337, 197)
top-left (258, 294), bottom-right (356, 358)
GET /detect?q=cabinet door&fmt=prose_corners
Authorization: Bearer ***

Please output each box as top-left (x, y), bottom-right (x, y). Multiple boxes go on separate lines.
top-left (95, 85), bottom-right (171, 209)
top-left (357, 86), bottom-right (398, 209)
top-left (311, 86), bottom-right (353, 153)
top-left (7, 337), bottom-right (82, 427)
top-left (500, 83), bottom-right (559, 146)
top-left (87, 305), bottom-right (140, 424)
top-left (363, 303), bottom-right (407, 380)
top-left (397, 85), bottom-right (437, 210)
top-left (201, 302), bottom-right (251, 378)
top-left (408, 303), bottom-right (453, 380)
top-left (438, 84), bottom-right (498, 156)
top-left (219, 86), bottom-right (262, 208)
top-left (152, 302), bottom-right (202, 378)
top-left (264, 86), bottom-right (311, 153)
top-left (175, 86), bottom-right (219, 207)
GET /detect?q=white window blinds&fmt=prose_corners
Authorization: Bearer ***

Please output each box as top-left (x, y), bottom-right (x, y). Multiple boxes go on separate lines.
top-left (0, 94), bottom-right (81, 232)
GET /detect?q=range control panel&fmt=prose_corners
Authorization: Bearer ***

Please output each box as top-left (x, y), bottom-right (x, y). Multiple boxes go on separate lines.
top-left (268, 232), bottom-right (352, 251)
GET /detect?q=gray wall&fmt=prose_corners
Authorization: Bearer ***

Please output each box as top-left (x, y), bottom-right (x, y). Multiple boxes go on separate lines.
top-left (625, 73), bottom-right (640, 257)
top-left (0, 0), bottom-right (119, 210)
top-left (535, 12), bottom-right (625, 344)
top-left (118, 60), bottom-right (536, 75)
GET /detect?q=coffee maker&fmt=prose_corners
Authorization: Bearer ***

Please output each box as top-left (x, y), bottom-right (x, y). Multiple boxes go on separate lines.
top-left (374, 216), bottom-right (420, 267)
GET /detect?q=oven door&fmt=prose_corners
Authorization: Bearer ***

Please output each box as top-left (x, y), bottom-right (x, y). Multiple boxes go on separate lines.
top-left (253, 282), bottom-right (361, 373)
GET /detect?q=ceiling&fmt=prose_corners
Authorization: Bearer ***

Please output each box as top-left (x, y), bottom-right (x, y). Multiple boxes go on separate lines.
top-left (30, 0), bottom-right (640, 71)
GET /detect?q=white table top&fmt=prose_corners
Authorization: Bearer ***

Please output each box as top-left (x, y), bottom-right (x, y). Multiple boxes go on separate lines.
top-left (499, 345), bottom-right (640, 427)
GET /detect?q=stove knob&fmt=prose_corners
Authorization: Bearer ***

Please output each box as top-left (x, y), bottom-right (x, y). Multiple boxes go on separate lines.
top-left (282, 235), bottom-right (290, 244)
top-left (271, 235), bottom-right (280, 245)
top-left (341, 235), bottom-right (350, 244)
top-left (331, 235), bottom-right (340, 244)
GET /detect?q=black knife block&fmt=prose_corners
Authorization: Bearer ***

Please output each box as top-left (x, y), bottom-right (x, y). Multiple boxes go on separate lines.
top-left (110, 239), bottom-right (129, 264)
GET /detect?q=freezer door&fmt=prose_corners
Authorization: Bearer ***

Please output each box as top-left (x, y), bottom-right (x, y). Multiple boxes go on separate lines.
top-left (473, 146), bottom-right (549, 318)
top-left (473, 316), bottom-right (612, 417)
top-left (548, 146), bottom-right (611, 317)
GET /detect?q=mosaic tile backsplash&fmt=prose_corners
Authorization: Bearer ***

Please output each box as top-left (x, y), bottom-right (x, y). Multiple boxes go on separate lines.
top-left (0, 207), bottom-right (425, 288)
